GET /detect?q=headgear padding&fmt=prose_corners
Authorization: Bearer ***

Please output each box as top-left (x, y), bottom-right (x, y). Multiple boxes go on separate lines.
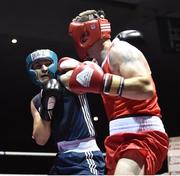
top-left (69, 10), bottom-right (111, 61)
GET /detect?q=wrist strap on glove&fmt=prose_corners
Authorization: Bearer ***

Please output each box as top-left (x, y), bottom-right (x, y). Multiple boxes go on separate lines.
top-left (103, 73), bottom-right (124, 96)
top-left (39, 96), bottom-right (56, 121)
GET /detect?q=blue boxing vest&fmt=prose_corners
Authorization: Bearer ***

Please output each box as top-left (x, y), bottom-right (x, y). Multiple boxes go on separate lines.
top-left (51, 88), bottom-right (95, 143)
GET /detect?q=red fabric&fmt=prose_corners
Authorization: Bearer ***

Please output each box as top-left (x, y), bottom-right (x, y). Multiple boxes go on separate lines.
top-left (101, 48), bottom-right (161, 121)
top-left (104, 130), bottom-right (169, 175)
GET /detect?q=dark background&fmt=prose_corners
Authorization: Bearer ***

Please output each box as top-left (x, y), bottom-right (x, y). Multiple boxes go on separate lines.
top-left (0, 0), bottom-right (180, 174)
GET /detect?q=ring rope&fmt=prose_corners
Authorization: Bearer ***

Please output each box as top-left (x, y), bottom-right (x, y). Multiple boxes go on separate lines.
top-left (0, 151), bottom-right (56, 157)
top-left (0, 151), bottom-right (106, 157)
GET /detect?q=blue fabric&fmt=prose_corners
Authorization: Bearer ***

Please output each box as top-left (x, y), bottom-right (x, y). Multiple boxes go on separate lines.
top-left (49, 151), bottom-right (105, 175)
top-left (52, 89), bottom-right (95, 142)
top-left (33, 87), bottom-right (105, 175)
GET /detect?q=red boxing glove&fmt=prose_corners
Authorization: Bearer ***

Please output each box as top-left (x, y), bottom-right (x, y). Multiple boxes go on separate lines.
top-left (69, 61), bottom-right (125, 96)
top-left (58, 57), bottom-right (80, 73)
top-left (69, 61), bottom-right (104, 94)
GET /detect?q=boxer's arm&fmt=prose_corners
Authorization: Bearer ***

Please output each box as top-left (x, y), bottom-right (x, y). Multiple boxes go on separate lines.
top-left (58, 57), bottom-right (80, 73)
top-left (65, 59), bottom-right (153, 100)
top-left (30, 95), bottom-right (51, 146)
top-left (58, 57), bottom-right (80, 91)
top-left (68, 61), bottom-right (125, 96)
top-left (109, 41), bottom-right (154, 100)
top-left (58, 57), bottom-right (153, 100)
top-left (58, 58), bottom-right (122, 95)
top-left (59, 70), bottom-right (74, 90)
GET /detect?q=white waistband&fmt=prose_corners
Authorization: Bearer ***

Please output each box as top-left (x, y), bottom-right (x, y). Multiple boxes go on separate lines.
top-left (110, 116), bottom-right (165, 135)
top-left (57, 137), bottom-right (100, 153)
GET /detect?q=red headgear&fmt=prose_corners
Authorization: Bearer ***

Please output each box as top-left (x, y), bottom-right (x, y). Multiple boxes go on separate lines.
top-left (69, 18), bottom-right (111, 61)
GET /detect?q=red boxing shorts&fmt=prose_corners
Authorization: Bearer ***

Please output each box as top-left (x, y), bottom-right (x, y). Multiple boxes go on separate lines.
top-left (104, 130), bottom-right (168, 175)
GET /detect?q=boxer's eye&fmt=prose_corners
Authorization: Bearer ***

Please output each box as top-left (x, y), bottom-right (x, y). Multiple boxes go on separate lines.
top-left (32, 60), bottom-right (52, 69)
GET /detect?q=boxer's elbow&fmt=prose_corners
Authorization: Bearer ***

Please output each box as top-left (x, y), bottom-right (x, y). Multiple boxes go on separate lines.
top-left (34, 135), bottom-right (49, 146)
top-left (32, 130), bottom-right (50, 146)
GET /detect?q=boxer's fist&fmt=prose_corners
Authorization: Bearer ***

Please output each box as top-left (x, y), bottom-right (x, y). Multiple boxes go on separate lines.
top-left (69, 61), bottom-right (124, 96)
top-left (40, 79), bottom-right (61, 121)
top-left (69, 61), bottom-right (104, 94)
top-left (115, 30), bottom-right (144, 45)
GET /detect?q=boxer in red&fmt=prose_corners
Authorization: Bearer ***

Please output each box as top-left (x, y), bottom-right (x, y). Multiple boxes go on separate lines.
top-left (59, 10), bottom-right (169, 175)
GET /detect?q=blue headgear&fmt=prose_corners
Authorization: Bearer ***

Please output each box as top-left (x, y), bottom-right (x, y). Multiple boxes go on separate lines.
top-left (26, 49), bottom-right (58, 86)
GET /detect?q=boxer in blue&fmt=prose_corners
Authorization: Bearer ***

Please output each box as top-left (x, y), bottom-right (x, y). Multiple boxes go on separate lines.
top-left (25, 49), bottom-right (105, 175)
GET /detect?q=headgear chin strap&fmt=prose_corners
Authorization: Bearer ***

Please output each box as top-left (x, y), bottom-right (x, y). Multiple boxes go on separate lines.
top-left (26, 49), bottom-right (58, 86)
top-left (69, 18), bottom-right (111, 61)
